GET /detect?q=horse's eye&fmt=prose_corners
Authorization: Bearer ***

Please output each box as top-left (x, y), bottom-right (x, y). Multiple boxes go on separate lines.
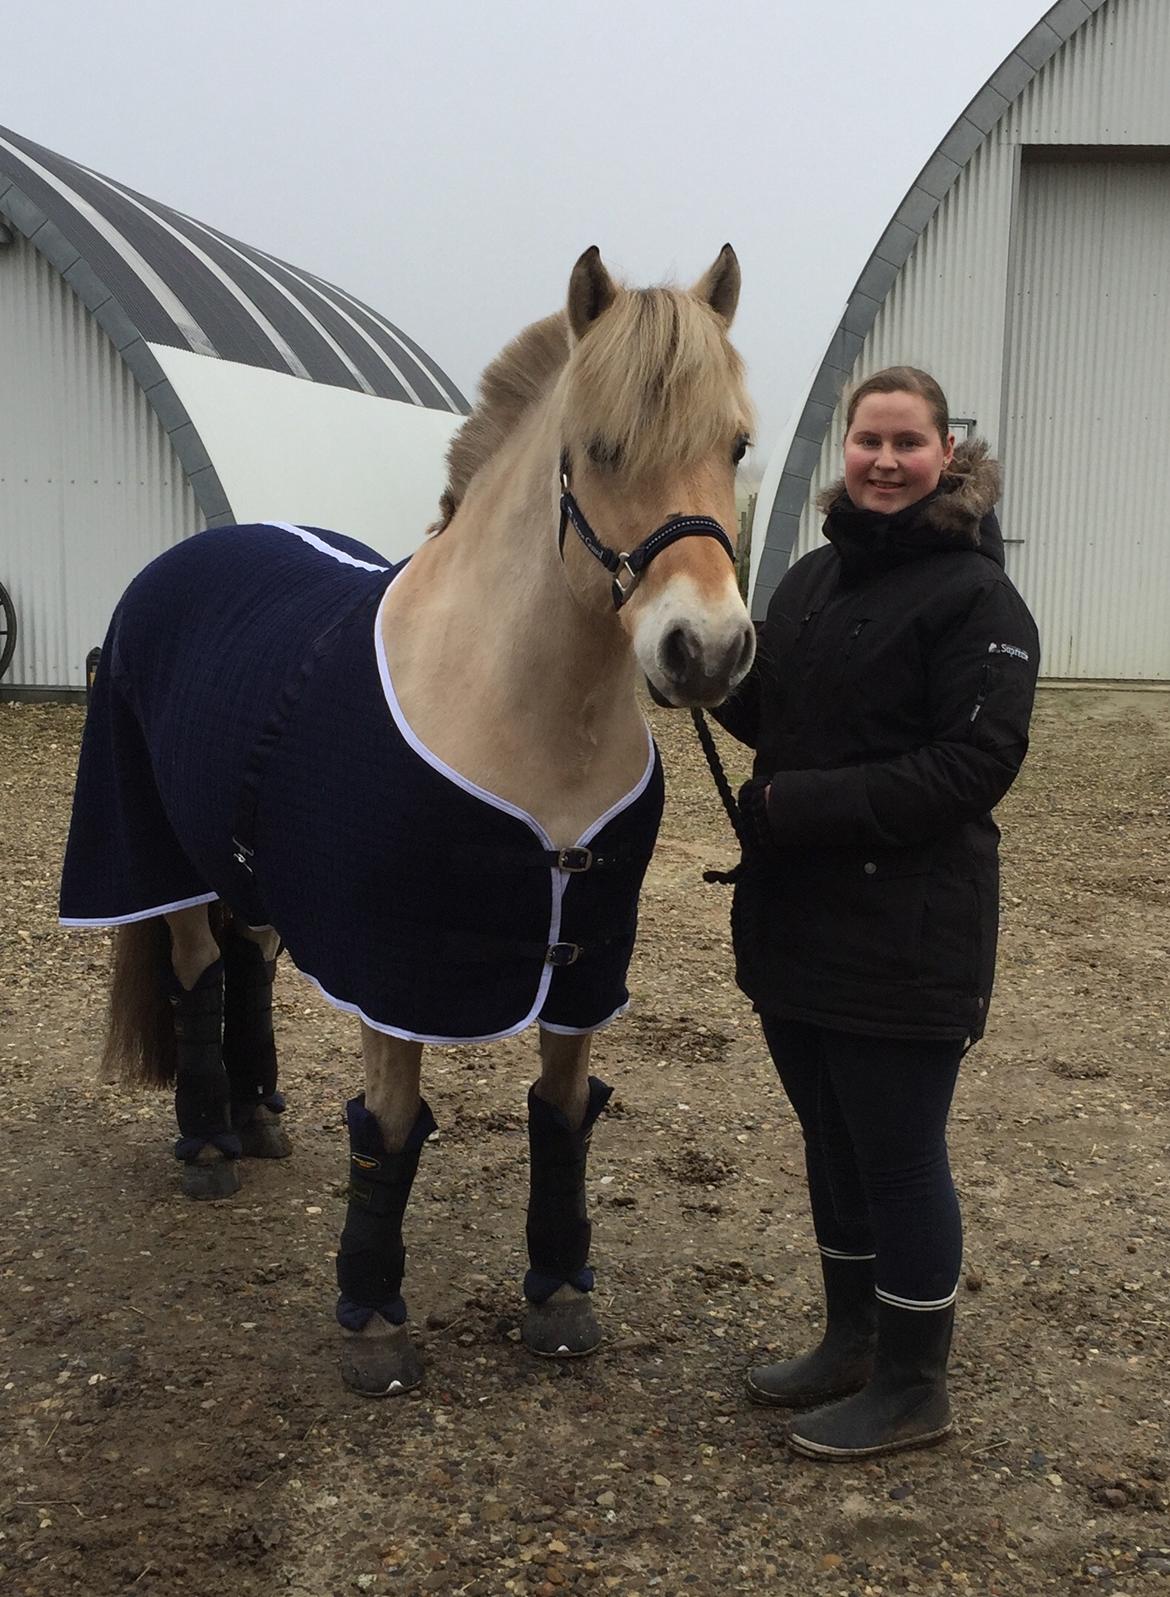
top-left (732, 434), bottom-right (751, 466)
top-left (587, 438), bottom-right (623, 470)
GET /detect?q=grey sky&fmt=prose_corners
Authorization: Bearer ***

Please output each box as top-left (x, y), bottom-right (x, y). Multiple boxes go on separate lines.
top-left (7, 0), bottom-right (1045, 471)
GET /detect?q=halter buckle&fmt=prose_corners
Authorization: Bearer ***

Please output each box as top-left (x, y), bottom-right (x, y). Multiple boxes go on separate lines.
top-left (612, 556), bottom-right (639, 608)
top-left (546, 941), bottom-right (582, 966)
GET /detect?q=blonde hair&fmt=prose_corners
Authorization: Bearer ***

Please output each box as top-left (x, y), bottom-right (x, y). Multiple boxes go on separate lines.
top-left (560, 286), bottom-right (752, 480)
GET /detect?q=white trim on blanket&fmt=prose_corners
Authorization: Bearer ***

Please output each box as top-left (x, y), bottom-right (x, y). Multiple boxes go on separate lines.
top-left (298, 967), bottom-right (624, 1046)
top-left (373, 574), bottom-right (655, 841)
top-left (267, 520), bottom-right (391, 573)
top-left (60, 891), bottom-right (219, 927)
top-left (538, 1001), bottom-right (629, 1036)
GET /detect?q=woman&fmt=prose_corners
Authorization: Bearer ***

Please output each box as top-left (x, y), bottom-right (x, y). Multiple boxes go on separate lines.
top-left (714, 367), bottom-right (1039, 1459)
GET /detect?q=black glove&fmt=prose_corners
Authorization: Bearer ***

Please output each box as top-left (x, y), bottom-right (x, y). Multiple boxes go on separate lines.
top-left (736, 778), bottom-right (777, 856)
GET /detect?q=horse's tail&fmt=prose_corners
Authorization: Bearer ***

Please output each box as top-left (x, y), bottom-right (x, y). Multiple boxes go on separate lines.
top-left (101, 918), bottom-right (177, 1087)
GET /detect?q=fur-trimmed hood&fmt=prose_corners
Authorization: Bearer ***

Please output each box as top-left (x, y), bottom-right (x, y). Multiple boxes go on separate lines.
top-left (817, 437), bottom-right (1002, 550)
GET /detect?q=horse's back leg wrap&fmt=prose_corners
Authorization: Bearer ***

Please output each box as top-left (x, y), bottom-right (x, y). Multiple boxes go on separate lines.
top-left (336, 1094), bottom-right (437, 1332)
top-left (222, 930), bottom-right (281, 1118)
top-left (524, 1075), bottom-right (612, 1305)
top-left (170, 959), bottom-right (240, 1161)
top-left (222, 930), bottom-right (289, 1157)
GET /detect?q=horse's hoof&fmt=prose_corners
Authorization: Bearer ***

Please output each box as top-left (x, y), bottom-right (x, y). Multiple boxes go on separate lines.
top-left (522, 1284), bottom-right (602, 1358)
top-left (238, 1105), bottom-right (292, 1159)
top-left (340, 1316), bottom-right (423, 1397)
top-left (180, 1155), bottom-right (241, 1201)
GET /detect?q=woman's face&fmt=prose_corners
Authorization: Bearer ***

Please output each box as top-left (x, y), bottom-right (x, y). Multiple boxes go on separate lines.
top-left (844, 391), bottom-right (954, 515)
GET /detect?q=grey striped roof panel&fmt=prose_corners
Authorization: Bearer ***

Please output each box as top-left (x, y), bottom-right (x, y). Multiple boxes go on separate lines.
top-left (0, 125), bottom-right (469, 414)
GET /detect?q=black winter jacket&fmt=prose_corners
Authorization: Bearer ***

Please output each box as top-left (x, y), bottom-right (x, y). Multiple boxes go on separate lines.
top-left (715, 442), bottom-right (1039, 1042)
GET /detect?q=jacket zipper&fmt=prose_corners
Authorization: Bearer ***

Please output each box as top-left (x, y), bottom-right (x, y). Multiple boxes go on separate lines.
top-left (969, 662), bottom-right (993, 724)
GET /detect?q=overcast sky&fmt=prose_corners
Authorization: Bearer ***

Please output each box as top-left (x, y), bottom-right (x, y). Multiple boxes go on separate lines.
top-left (7, 0), bottom-right (1048, 472)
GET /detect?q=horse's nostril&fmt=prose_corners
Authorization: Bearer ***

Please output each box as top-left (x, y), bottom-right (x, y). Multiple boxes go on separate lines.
top-left (661, 623), bottom-right (700, 682)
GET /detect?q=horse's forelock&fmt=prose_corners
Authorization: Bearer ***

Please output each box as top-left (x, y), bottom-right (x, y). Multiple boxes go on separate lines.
top-left (432, 281), bottom-right (752, 532)
top-left (561, 285), bottom-right (752, 479)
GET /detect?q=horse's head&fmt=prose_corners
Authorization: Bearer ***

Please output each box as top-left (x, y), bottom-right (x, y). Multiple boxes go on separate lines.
top-left (556, 246), bottom-right (756, 707)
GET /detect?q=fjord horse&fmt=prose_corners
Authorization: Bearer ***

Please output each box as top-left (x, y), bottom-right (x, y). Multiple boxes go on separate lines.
top-left (61, 245), bottom-right (755, 1394)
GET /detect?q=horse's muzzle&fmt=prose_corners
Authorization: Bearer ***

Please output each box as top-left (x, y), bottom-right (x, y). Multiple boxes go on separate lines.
top-left (655, 618), bottom-right (755, 707)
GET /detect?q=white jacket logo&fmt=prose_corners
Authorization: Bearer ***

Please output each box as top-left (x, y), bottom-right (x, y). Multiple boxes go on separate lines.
top-left (988, 642), bottom-right (1029, 662)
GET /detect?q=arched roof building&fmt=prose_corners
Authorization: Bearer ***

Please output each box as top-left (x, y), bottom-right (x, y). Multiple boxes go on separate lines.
top-left (751, 0), bottom-right (1169, 681)
top-left (0, 125), bottom-right (468, 694)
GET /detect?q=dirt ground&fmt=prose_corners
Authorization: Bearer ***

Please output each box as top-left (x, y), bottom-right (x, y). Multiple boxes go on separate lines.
top-left (1, 690), bottom-right (1168, 1597)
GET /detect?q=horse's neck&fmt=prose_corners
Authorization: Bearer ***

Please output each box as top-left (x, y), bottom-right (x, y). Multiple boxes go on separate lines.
top-left (381, 444), bottom-right (647, 846)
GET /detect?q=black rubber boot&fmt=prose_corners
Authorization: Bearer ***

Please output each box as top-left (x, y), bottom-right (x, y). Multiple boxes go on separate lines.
top-left (787, 1300), bottom-right (954, 1460)
top-left (746, 1253), bottom-right (877, 1408)
top-left (222, 929), bottom-right (289, 1158)
top-left (170, 958), bottom-right (241, 1199)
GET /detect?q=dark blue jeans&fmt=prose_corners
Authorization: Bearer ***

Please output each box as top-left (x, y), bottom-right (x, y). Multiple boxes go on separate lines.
top-left (760, 1015), bottom-right (964, 1308)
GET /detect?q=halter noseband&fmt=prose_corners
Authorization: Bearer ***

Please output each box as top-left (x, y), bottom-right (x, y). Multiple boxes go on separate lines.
top-left (557, 449), bottom-right (736, 610)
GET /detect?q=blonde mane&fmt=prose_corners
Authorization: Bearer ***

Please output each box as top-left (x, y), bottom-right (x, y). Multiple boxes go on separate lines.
top-left (430, 282), bottom-right (753, 532)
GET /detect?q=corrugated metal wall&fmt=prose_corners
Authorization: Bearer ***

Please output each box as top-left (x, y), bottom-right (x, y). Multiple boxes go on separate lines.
top-left (1005, 157), bottom-right (1170, 679)
top-left (0, 234), bottom-right (202, 691)
top-left (793, 137), bottom-right (1020, 560)
top-left (788, 0), bottom-right (1170, 679)
top-left (1005, 0), bottom-right (1170, 144)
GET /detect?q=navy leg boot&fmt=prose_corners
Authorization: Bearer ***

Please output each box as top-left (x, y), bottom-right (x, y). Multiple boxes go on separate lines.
top-left (171, 958), bottom-right (241, 1200)
top-left (522, 1076), bottom-right (612, 1358)
top-left (222, 930), bottom-right (290, 1159)
top-left (336, 1094), bottom-right (436, 1396)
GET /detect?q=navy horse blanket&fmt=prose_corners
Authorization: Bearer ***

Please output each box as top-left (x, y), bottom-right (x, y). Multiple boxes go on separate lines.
top-left (60, 522), bottom-right (664, 1042)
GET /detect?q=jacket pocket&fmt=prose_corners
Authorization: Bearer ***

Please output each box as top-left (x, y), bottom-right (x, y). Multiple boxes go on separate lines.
top-left (786, 850), bottom-right (930, 984)
top-left (920, 874), bottom-right (983, 999)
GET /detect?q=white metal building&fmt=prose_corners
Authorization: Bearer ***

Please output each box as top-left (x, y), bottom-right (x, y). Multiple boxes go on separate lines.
top-left (0, 126), bottom-right (468, 697)
top-left (751, 0), bottom-right (1170, 682)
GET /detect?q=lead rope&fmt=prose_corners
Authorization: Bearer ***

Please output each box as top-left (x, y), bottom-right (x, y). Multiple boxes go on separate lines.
top-left (690, 709), bottom-right (746, 884)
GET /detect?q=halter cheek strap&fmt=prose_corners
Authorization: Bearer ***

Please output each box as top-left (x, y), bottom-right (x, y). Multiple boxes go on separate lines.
top-left (557, 450), bottom-right (736, 610)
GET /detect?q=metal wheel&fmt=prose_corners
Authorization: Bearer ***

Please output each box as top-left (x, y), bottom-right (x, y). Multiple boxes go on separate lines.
top-left (0, 581), bottom-right (16, 681)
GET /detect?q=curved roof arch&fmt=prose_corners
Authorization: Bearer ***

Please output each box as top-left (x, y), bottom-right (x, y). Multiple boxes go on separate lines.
top-left (0, 125), bottom-right (468, 527)
top-left (751, 0), bottom-right (1110, 618)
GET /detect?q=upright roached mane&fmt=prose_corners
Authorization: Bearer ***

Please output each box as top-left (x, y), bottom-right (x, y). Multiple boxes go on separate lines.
top-left (430, 313), bottom-right (570, 533)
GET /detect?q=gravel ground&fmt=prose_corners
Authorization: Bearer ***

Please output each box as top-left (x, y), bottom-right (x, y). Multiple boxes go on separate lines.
top-left (1, 690), bottom-right (1168, 1597)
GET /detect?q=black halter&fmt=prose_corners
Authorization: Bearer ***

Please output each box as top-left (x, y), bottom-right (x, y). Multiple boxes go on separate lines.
top-left (557, 449), bottom-right (736, 610)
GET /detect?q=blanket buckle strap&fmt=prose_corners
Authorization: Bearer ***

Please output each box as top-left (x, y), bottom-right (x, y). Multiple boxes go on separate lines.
top-left (557, 846), bottom-right (593, 873)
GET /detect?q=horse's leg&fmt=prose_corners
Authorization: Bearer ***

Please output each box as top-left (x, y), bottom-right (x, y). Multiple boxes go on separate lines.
top-left (335, 1025), bottom-right (435, 1396)
top-left (522, 1029), bottom-right (612, 1357)
top-left (164, 904), bottom-right (240, 1201)
top-left (221, 920), bottom-right (290, 1159)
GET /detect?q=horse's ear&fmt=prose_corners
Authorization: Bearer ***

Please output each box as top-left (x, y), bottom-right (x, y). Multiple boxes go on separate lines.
top-left (567, 246), bottom-right (618, 341)
top-left (693, 243), bottom-right (740, 327)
